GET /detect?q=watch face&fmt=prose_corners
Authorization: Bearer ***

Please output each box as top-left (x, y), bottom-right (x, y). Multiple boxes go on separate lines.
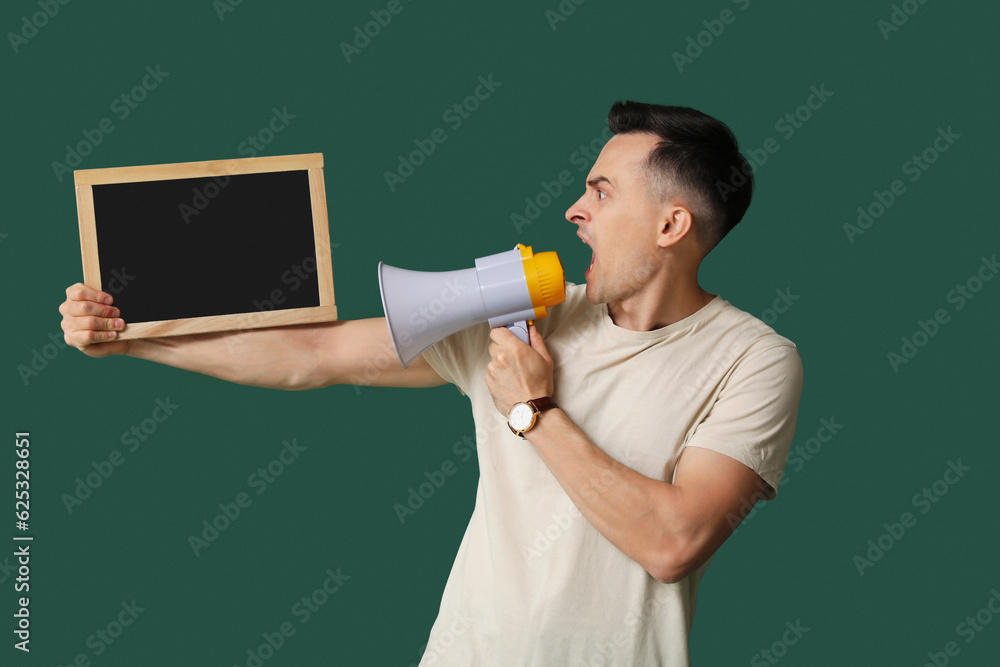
top-left (509, 403), bottom-right (534, 431)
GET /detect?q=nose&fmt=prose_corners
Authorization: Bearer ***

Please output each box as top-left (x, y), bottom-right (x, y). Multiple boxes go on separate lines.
top-left (565, 192), bottom-right (589, 227)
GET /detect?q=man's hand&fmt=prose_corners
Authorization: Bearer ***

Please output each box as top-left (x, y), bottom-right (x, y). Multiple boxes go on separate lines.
top-left (59, 283), bottom-right (129, 358)
top-left (485, 322), bottom-right (554, 416)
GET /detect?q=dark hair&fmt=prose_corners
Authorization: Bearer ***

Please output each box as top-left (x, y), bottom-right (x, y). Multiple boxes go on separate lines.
top-left (607, 100), bottom-right (753, 254)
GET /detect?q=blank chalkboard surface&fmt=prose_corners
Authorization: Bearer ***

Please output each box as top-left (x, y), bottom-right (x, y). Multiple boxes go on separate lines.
top-left (74, 153), bottom-right (337, 339)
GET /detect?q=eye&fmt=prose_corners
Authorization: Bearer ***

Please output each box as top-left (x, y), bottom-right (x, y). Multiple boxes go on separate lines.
top-left (596, 190), bottom-right (607, 201)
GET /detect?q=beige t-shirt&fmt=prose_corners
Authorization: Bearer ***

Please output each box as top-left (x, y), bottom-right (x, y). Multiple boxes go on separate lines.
top-left (418, 282), bottom-right (803, 666)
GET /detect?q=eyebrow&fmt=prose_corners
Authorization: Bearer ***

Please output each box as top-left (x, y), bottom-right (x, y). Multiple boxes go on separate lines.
top-left (586, 175), bottom-right (615, 190)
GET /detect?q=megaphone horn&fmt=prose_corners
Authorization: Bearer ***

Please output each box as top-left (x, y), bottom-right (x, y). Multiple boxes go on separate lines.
top-left (378, 244), bottom-right (565, 368)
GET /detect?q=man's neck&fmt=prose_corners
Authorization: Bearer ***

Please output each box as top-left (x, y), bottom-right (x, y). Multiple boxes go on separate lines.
top-left (606, 276), bottom-right (714, 332)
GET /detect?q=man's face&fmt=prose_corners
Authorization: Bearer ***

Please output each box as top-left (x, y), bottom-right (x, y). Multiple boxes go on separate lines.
top-left (566, 132), bottom-right (667, 305)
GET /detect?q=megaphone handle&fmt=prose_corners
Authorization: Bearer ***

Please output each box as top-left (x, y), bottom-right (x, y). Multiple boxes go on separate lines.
top-left (506, 320), bottom-right (530, 344)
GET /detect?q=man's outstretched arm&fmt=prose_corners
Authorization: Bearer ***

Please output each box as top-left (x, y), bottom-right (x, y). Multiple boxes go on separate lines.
top-left (59, 283), bottom-right (447, 391)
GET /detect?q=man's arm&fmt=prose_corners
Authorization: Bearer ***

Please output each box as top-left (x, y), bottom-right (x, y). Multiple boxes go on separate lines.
top-left (485, 323), bottom-right (801, 585)
top-left (525, 410), bottom-right (768, 584)
top-left (60, 283), bottom-right (447, 391)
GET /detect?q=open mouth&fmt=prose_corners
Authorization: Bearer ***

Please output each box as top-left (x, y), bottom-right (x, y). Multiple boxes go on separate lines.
top-left (580, 234), bottom-right (595, 277)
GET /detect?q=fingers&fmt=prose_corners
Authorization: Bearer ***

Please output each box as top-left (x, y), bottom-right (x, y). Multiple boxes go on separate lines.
top-left (65, 315), bottom-right (123, 345)
top-left (528, 323), bottom-right (552, 362)
top-left (488, 327), bottom-right (505, 343)
top-left (71, 326), bottom-right (121, 347)
top-left (80, 314), bottom-right (123, 332)
top-left (62, 298), bottom-right (120, 319)
top-left (60, 283), bottom-right (124, 349)
top-left (489, 325), bottom-right (522, 345)
top-left (66, 282), bottom-right (114, 305)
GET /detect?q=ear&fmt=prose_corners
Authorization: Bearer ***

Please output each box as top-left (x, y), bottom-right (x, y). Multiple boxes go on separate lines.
top-left (656, 200), bottom-right (695, 249)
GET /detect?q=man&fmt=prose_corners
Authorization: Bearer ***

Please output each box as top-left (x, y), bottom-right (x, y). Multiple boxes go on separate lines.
top-left (60, 100), bottom-right (803, 665)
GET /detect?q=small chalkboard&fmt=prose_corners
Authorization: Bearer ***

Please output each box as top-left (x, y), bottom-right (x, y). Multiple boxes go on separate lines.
top-left (74, 153), bottom-right (337, 339)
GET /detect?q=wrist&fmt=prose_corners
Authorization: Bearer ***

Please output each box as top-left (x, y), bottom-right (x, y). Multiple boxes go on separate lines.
top-left (508, 396), bottom-right (559, 438)
top-left (526, 405), bottom-right (561, 434)
top-left (120, 336), bottom-right (141, 358)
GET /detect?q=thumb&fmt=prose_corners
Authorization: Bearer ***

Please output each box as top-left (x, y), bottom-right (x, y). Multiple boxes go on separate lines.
top-left (528, 322), bottom-right (551, 362)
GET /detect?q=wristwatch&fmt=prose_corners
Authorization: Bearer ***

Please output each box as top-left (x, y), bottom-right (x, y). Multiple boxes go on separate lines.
top-left (507, 397), bottom-right (559, 438)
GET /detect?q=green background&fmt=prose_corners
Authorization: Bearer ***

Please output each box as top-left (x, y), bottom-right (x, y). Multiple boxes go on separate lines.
top-left (4, 0), bottom-right (999, 664)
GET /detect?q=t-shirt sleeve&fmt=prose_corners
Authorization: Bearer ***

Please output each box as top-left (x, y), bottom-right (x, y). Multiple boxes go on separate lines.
top-left (683, 343), bottom-right (804, 500)
top-left (419, 322), bottom-right (490, 398)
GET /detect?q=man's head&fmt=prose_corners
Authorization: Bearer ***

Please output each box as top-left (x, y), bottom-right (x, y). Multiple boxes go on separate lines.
top-left (567, 101), bottom-right (753, 308)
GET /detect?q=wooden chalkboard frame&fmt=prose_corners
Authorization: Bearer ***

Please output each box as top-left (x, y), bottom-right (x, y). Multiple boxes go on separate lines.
top-left (74, 153), bottom-right (337, 340)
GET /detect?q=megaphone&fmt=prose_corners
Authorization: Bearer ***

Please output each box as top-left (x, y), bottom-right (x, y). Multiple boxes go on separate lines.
top-left (378, 244), bottom-right (565, 368)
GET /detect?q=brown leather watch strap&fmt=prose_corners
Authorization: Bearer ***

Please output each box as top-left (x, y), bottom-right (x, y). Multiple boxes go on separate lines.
top-left (527, 397), bottom-right (559, 413)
